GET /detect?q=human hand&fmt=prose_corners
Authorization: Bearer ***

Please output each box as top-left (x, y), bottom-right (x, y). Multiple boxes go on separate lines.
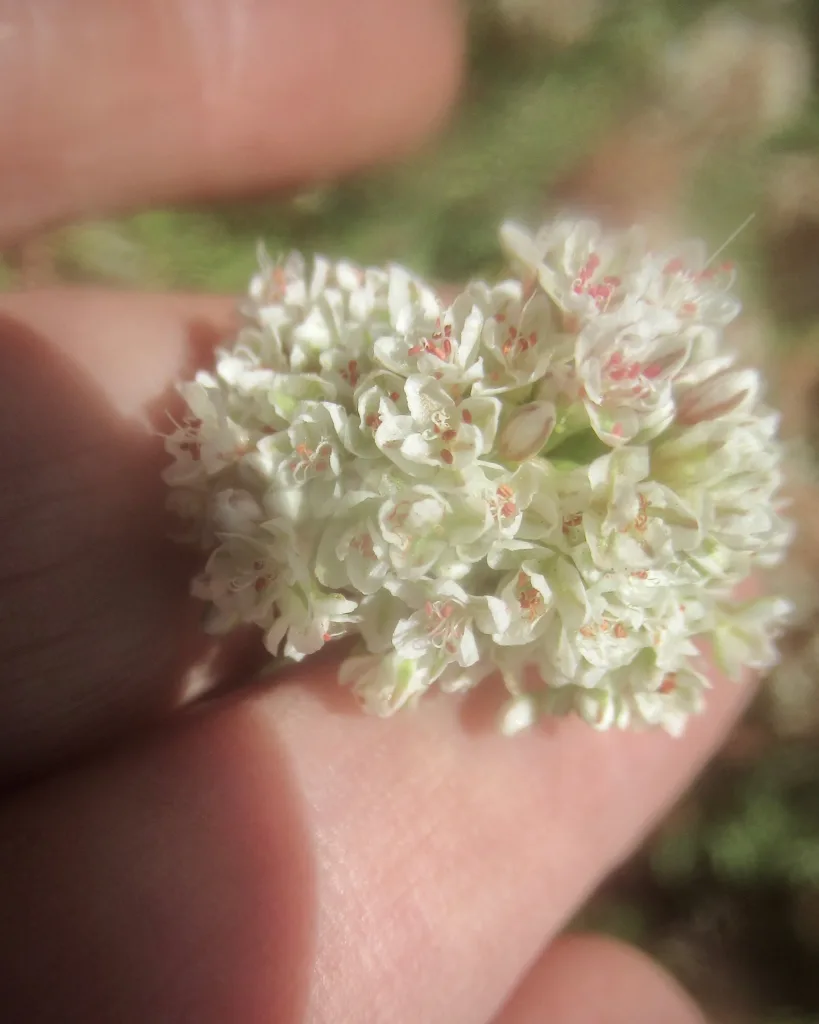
top-left (0, 3), bottom-right (739, 1020)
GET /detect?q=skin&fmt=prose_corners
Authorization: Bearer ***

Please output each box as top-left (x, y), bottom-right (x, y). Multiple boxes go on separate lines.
top-left (0, 1), bottom-right (746, 1020)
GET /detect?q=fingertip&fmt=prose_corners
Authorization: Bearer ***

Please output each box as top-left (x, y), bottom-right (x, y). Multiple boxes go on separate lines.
top-left (494, 933), bottom-right (707, 1024)
top-left (0, 0), bottom-right (465, 238)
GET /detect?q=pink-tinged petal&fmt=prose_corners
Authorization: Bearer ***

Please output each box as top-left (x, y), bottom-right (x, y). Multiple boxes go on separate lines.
top-left (586, 403), bottom-right (639, 446)
top-left (676, 368), bottom-right (759, 425)
top-left (498, 401), bottom-right (556, 461)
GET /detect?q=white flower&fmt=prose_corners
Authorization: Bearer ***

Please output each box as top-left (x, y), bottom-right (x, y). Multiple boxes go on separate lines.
top-left (166, 214), bottom-right (791, 736)
top-left (266, 582), bottom-right (360, 661)
top-left (339, 651), bottom-right (432, 715)
top-left (630, 664), bottom-right (712, 737)
top-left (375, 375), bottom-right (501, 475)
top-left (652, 415), bottom-right (790, 573)
top-left (575, 318), bottom-right (691, 445)
top-left (208, 488), bottom-right (266, 535)
top-left (374, 288), bottom-right (484, 386)
top-left (164, 380), bottom-right (250, 486)
top-left (573, 610), bottom-right (649, 679)
top-left (475, 284), bottom-right (558, 393)
top-left (246, 248), bottom-right (325, 319)
top-left (711, 596), bottom-right (792, 679)
top-left (216, 353), bottom-right (272, 398)
top-left (213, 325), bottom-right (340, 431)
top-left (392, 579), bottom-right (510, 679)
top-left (344, 370), bottom-right (408, 458)
top-left (501, 217), bottom-right (742, 329)
top-left (319, 347), bottom-right (373, 402)
top-left (494, 563), bottom-right (554, 645)
top-left (500, 217), bottom-right (651, 322)
top-left (640, 242), bottom-right (742, 327)
top-left (575, 587), bottom-right (696, 684)
top-left (251, 401), bottom-right (349, 488)
top-left (566, 448), bottom-right (701, 575)
top-left (487, 542), bottom-right (587, 635)
top-left (567, 658), bottom-right (710, 736)
top-left (382, 264), bottom-right (442, 329)
top-left (456, 461), bottom-right (551, 562)
top-left (193, 532), bottom-right (281, 634)
top-left (243, 248), bottom-right (438, 380)
top-left (377, 485), bottom-right (483, 579)
top-left (315, 500), bottom-right (392, 595)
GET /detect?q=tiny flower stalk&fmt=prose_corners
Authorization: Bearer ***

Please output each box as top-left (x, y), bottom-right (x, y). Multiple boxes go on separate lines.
top-left (164, 215), bottom-right (792, 736)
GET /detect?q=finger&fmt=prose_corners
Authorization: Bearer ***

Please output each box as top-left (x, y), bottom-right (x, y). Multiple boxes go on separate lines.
top-left (0, 0), bottom-right (463, 241)
top-left (0, 286), bottom-right (477, 784)
top-left (0, 291), bottom-right (237, 784)
top-left (492, 934), bottom-right (706, 1024)
top-left (0, 652), bottom-right (749, 1023)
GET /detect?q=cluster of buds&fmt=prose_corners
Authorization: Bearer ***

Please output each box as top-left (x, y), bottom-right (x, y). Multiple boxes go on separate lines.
top-left (164, 216), bottom-right (791, 735)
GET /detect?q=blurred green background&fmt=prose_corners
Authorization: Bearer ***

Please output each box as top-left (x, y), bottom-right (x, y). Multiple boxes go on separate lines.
top-left (4, 1), bottom-right (819, 1020)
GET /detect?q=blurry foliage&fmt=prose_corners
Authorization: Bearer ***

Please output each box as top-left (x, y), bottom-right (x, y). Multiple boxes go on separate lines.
top-left (768, 99), bottom-right (819, 153)
top-left (7, 0), bottom-right (779, 294)
top-left (652, 744), bottom-right (819, 889)
top-left (3, 0), bottom-right (819, 1020)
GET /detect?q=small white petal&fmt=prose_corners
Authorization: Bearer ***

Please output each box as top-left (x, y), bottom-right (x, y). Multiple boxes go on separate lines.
top-left (499, 694), bottom-right (538, 735)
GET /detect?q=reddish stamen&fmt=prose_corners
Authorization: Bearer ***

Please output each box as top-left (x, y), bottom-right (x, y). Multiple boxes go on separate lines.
top-left (659, 674), bottom-right (677, 695)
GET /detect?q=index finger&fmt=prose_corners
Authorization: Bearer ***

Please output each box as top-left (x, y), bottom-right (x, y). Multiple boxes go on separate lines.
top-left (0, 0), bottom-right (463, 241)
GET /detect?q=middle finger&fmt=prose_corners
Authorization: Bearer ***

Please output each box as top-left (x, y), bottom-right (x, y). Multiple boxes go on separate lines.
top-left (0, 651), bottom-right (751, 1023)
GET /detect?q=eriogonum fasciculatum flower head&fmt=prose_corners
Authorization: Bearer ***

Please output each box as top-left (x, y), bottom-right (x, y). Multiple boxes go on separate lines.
top-left (164, 217), bottom-right (792, 736)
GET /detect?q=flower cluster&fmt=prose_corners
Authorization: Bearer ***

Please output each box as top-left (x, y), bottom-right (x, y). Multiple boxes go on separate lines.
top-left (164, 218), bottom-right (792, 735)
